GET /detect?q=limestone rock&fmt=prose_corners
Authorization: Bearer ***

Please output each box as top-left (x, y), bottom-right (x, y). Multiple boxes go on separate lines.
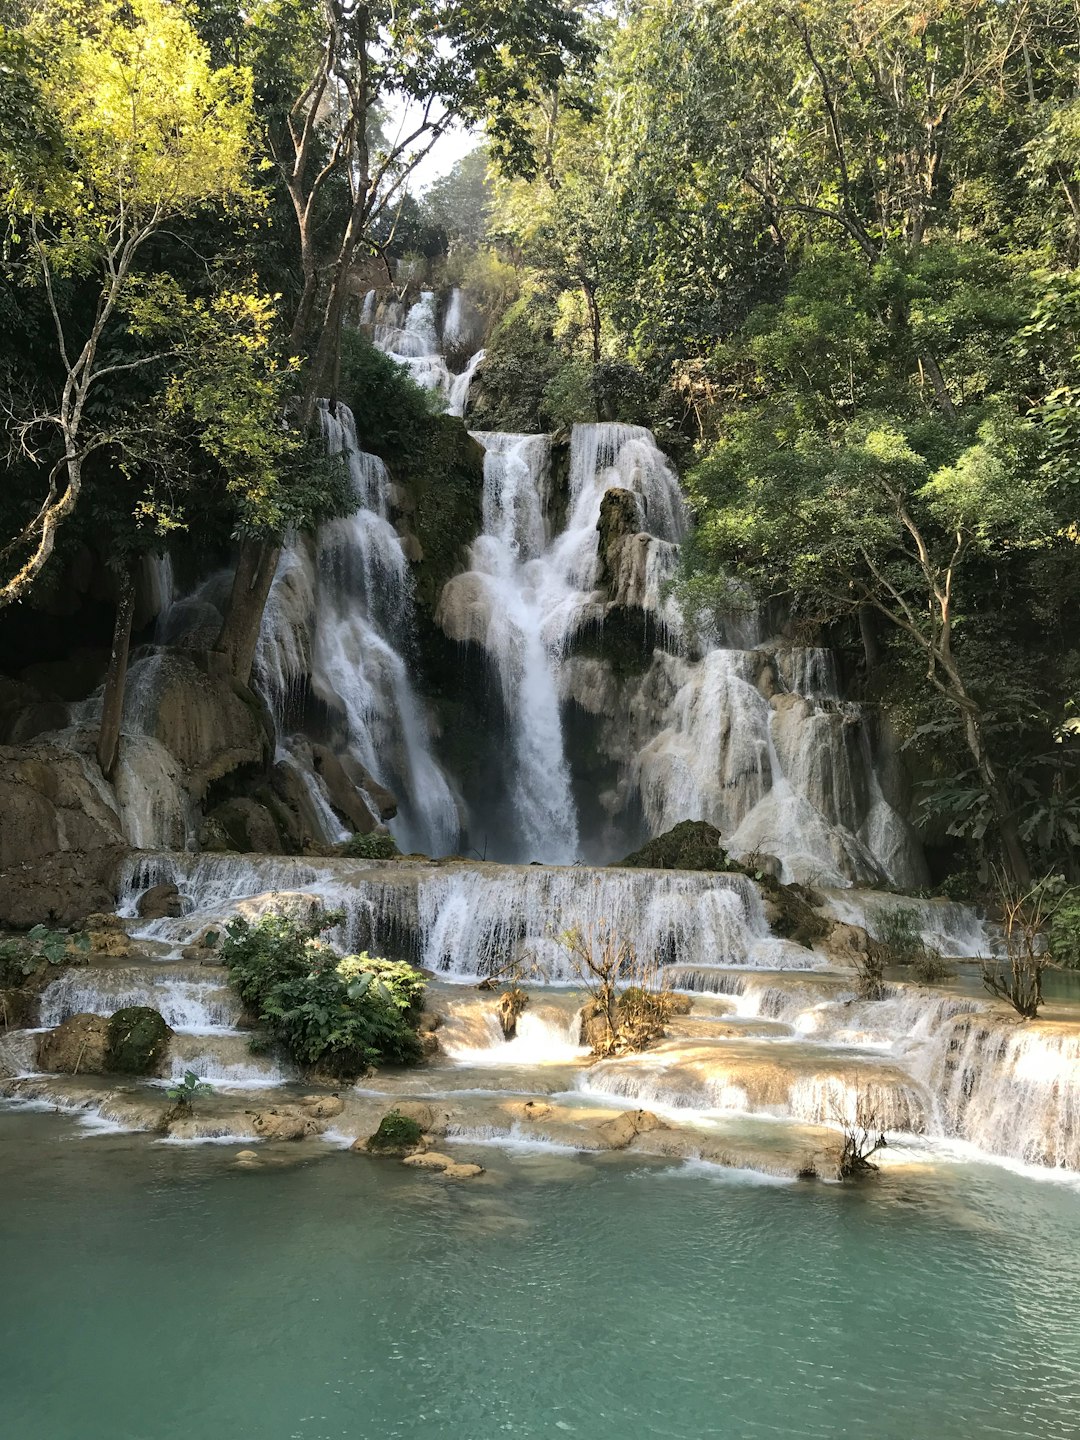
top-left (596, 1109), bottom-right (665, 1150)
top-left (402, 1151), bottom-right (456, 1170)
top-left (249, 1106), bottom-right (325, 1141)
top-left (298, 1094), bottom-right (344, 1119)
top-left (506, 1099), bottom-right (552, 1122)
top-left (137, 883), bottom-right (183, 920)
top-left (311, 745), bottom-right (379, 833)
top-left (442, 1162), bottom-right (484, 1179)
top-left (37, 1013), bottom-right (110, 1074)
top-left (207, 798), bottom-right (284, 855)
top-left (0, 988), bottom-right (37, 1028)
top-left (106, 1006), bottom-right (173, 1075)
top-left (121, 651), bottom-right (272, 800)
top-left (0, 739), bottom-right (126, 927)
top-left (338, 754), bottom-right (398, 822)
top-left (820, 921), bottom-right (872, 966)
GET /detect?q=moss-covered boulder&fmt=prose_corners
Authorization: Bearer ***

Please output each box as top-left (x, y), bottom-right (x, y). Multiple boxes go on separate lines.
top-left (366, 1109), bottom-right (425, 1154)
top-left (616, 821), bottom-right (733, 872)
top-left (106, 1006), bottom-right (173, 1075)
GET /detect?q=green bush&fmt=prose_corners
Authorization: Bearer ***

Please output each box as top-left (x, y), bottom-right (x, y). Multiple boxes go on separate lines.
top-left (340, 831), bottom-right (400, 861)
top-left (0, 925), bottom-right (90, 988)
top-left (220, 909), bottom-right (426, 1078)
top-left (1049, 895), bottom-right (1080, 969)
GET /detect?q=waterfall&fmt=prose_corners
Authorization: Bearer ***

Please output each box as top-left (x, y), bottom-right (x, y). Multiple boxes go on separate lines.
top-left (255, 403), bottom-right (460, 856)
top-left (371, 287), bottom-right (485, 417)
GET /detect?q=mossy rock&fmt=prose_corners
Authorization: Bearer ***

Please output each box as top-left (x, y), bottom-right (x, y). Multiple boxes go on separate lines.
top-left (366, 1110), bottom-right (424, 1154)
top-left (615, 821), bottom-right (735, 872)
top-left (106, 1006), bottom-right (173, 1075)
top-left (759, 879), bottom-right (832, 949)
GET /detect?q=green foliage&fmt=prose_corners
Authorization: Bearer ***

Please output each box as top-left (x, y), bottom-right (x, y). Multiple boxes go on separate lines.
top-left (1049, 896), bottom-right (1080, 970)
top-left (165, 1070), bottom-right (215, 1111)
top-left (220, 909), bottom-right (425, 1078)
top-left (366, 1110), bottom-right (424, 1153)
top-left (339, 832), bottom-right (400, 861)
top-left (106, 1006), bottom-right (172, 1075)
top-left (0, 926), bottom-right (90, 988)
top-left (873, 909), bottom-right (925, 967)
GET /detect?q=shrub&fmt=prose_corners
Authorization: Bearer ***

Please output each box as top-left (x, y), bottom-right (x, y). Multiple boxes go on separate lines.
top-left (0, 925), bottom-right (90, 988)
top-left (166, 1071), bottom-right (214, 1113)
top-left (107, 1007), bottom-right (173, 1074)
top-left (1048, 893), bottom-right (1080, 969)
top-left (220, 910), bottom-right (425, 1078)
top-left (873, 908), bottom-right (925, 966)
top-left (366, 1110), bottom-right (424, 1153)
top-left (911, 949), bottom-right (955, 984)
top-left (340, 831), bottom-right (400, 861)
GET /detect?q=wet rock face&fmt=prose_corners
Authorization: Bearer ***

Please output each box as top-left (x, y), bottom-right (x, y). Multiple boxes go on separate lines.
top-left (0, 740), bottom-right (127, 928)
top-left (122, 651), bottom-right (273, 801)
top-left (206, 798), bottom-right (285, 855)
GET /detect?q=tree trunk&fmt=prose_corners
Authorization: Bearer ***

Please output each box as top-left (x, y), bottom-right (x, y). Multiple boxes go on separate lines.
top-left (962, 710), bottom-right (1031, 885)
top-left (215, 537), bottom-right (281, 685)
top-left (858, 604), bottom-right (879, 673)
top-left (97, 566), bottom-right (136, 781)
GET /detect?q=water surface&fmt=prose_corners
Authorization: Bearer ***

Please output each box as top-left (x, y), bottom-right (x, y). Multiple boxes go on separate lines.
top-left (2, 1109), bottom-right (1079, 1440)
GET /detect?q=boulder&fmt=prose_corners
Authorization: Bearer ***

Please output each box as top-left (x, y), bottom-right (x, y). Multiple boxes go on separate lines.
top-left (249, 1106), bottom-right (325, 1141)
top-left (121, 651), bottom-right (272, 800)
top-left (442, 1162), bottom-right (484, 1179)
top-left (311, 745), bottom-right (379, 833)
top-left (37, 1013), bottom-right (110, 1074)
top-left (338, 754), bottom-right (398, 821)
top-left (616, 820), bottom-right (732, 873)
top-left (364, 1108), bottom-right (426, 1154)
top-left (0, 987), bottom-right (38, 1028)
top-left (596, 1109), bottom-right (665, 1150)
top-left (298, 1094), bottom-right (344, 1119)
top-left (106, 1007), bottom-right (173, 1075)
top-left (402, 1151), bottom-right (456, 1170)
top-left (820, 921), bottom-right (873, 967)
top-left (0, 739), bottom-right (127, 927)
top-left (206, 798), bottom-right (284, 855)
top-left (506, 1099), bottom-right (552, 1122)
top-left (137, 883), bottom-right (183, 920)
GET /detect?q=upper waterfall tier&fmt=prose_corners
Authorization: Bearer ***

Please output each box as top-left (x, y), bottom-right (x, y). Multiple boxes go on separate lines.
top-left (365, 287), bottom-right (485, 417)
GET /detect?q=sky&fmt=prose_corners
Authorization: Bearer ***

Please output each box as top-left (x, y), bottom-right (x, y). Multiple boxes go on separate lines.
top-left (382, 98), bottom-right (480, 192)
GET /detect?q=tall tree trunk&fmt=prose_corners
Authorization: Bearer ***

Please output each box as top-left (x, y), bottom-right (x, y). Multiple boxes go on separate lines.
top-left (215, 538), bottom-right (281, 685)
top-left (962, 710), bottom-right (1031, 885)
top-left (858, 604), bottom-right (879, 673)
top-left (97, 566), bottom-right (136, 781)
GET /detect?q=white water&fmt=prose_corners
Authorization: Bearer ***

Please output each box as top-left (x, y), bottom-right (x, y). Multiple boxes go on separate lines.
top-left (255, 403), bottom-right (459, 856)
top-left (368, 287), bottom-right (484, 418)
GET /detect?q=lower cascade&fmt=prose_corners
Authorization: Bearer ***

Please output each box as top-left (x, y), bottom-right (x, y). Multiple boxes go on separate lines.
top-left (3, 849), bottom-right (1071, 1178)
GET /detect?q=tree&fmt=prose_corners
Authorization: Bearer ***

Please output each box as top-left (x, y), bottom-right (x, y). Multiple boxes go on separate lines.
top-left (0, 0), bottom-right (254, 606)
top-left (212, 0), bottom-right (595, 680)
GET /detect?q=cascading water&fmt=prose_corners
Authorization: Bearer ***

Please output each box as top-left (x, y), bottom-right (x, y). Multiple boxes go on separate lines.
top-left (432, 412), bottom-right (920, 883)
top-left (255, 402), bottom-right (460, 856)
top-left (366, 287), bottom-right (484, 418)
